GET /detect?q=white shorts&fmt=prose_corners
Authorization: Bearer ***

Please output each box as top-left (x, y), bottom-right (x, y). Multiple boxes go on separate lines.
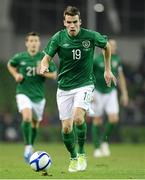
top-left (57, 85), bottom-right (94, 120)
top-left (16, 94), bottom-right (46, 121)
top-left (89, 89), bottom-right (119, 117)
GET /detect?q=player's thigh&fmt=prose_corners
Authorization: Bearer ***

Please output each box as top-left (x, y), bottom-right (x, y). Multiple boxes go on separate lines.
top-left (105, 90), bottom-right (119, 115)
top-left (57, 89), bottom-right (74, 120)
top-left (16, 94), bottom-right (32, 121)
top-left (32, 99), bottom-right (46, 122)
top-left (73, 85), bottom-right (94, 111)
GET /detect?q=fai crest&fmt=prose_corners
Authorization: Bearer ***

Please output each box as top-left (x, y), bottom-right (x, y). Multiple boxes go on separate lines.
top-left (82, 40), bottom-right (90, 48)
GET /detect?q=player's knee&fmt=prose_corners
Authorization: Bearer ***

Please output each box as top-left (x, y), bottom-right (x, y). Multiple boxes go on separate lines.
top-left (21, 108), bottom-right (32, 122)
top-left (22, 113), bottom-right (32, 122)
top-left (62, 125), bottom-right (72, 134)
top-left (93, 117), bottom-right (102, 125)
top-left (111, 118), bottom-right (119, 123)
top-left (108, 114), bottom-right (119, 123)
top-left (23, 118), bottom-right (31, 122)
top-left (73, 115), bottom-right (84, 125)
top-left (32, 121), bottom-right (39, 128)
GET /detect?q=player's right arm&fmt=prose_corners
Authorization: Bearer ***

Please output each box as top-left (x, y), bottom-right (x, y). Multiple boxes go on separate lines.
top-left (7, 54), bottom-right (24, 82)
top-left (40, 54), bottom-right (52, 75)
top-left (43, 71), bottom-right (57, 80)
top-left (40, 32), bottom-right (59, 75)
top-left (7, 63), bottom-right (23, 82)
top-left (39, 57), bottom-right (57, 79)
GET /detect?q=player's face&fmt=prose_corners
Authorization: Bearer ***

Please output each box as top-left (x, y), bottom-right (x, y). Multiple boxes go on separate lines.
top-left (64, 15), bottom-right (81, 37)
top-left (25, 35), bottom-right (41, 55)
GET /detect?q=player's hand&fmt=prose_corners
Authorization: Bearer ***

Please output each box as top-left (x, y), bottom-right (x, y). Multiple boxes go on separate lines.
top-left (14, 73), bottom-right (23, 82)
top-left (104, 70), bottom-right (117, 87)
top-left (36, 62), bottom-right (49, 75)
top-left (39, 64), bottom-right (49, 75)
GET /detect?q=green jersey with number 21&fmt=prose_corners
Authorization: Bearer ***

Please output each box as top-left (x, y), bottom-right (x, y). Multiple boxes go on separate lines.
top-left (8, 52), bottom-right (56, 102)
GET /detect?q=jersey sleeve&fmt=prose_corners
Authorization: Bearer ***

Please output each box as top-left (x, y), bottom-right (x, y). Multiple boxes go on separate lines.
top-left (49, 60), bottom-right (57, 72)
top-left (8, 53), bottom-right (20, 67)
top-left (44, 32), bottom-right (60, 58)
top-left (94, 32), bottom-right (108, 48)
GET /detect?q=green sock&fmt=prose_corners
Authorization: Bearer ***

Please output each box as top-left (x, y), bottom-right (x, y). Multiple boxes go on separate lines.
top-left (21, 121), bottom-right (32, 145)
top-left (75, 121), bottom-right (87, 154)
top-left (102, 122), bottom-right (116, 142)
top-left (92, 123), bottom-right (101, 149)
top-left (62, 130), bottom-right (77, 158)
top-left (31, 127), bottom-right (38, 145)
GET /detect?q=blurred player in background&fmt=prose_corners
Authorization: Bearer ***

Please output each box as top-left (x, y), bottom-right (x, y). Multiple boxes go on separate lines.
top-left (7, 32), bottom-right (57, 162)
top-left (90, 39), bottom-right (128, 158)
top-left (40, 6), bottom-right (116, 172)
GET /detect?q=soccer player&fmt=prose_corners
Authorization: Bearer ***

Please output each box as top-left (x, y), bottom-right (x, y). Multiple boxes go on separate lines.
top-left (40, 6), bottom-right (116, 172)
top-left (90, 39), bottom-right (128, 158)
top-left (7, 32), bottom-right (57, 162)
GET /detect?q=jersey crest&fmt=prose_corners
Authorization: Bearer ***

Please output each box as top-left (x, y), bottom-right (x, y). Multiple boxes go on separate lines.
top-left (82, 40), bottom-right (90, 48)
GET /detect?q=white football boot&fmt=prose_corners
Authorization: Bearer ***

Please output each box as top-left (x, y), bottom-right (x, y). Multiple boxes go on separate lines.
top-left (93, 148), bottom-right (103, 158)
top-left (68, 158), bottom-right (78, 172)
top-left (77, 154), bottom-right (87, 171)
top-left (24, 145), bottom-right (33, 163)
top-left (101, 142), bottom-right (111, 157)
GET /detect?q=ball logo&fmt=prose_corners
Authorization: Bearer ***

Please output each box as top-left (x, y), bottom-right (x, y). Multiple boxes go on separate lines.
top-left (82, 40), bottom-right (90, 48)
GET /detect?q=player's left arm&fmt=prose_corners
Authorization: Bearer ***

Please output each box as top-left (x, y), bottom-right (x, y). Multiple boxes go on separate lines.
top-left (103, 42), bottom-right (117, 87)
top-left (118, 68), bottom-right (129, 106)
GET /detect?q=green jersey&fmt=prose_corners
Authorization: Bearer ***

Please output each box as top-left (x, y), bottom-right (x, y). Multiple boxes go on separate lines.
top-left (93, 54), bottom-right (122, 93)
top-left (8, 51), bottom-right (56, 102)
top-left (44, 28), bottom-right (107, 90)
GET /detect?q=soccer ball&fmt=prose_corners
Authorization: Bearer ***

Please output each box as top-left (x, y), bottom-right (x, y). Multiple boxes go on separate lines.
top-left (29, 151), bottom-right (52, 172)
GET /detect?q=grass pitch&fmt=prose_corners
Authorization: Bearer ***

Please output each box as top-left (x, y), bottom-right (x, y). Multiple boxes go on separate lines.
top-left (0, 142), bottom-right (144, 179)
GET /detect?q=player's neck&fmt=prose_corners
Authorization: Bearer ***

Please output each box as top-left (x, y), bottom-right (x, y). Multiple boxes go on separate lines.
top-left (27, 50), bottom-right (38, 56)
top-left (67, 29), bottom-right (81, 39)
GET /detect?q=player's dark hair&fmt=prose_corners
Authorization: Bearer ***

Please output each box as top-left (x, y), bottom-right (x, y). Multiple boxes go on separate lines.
top-left (25, 32), bottom-right (40, 41)
top-left (63, 6), bottom-right (81, 19)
